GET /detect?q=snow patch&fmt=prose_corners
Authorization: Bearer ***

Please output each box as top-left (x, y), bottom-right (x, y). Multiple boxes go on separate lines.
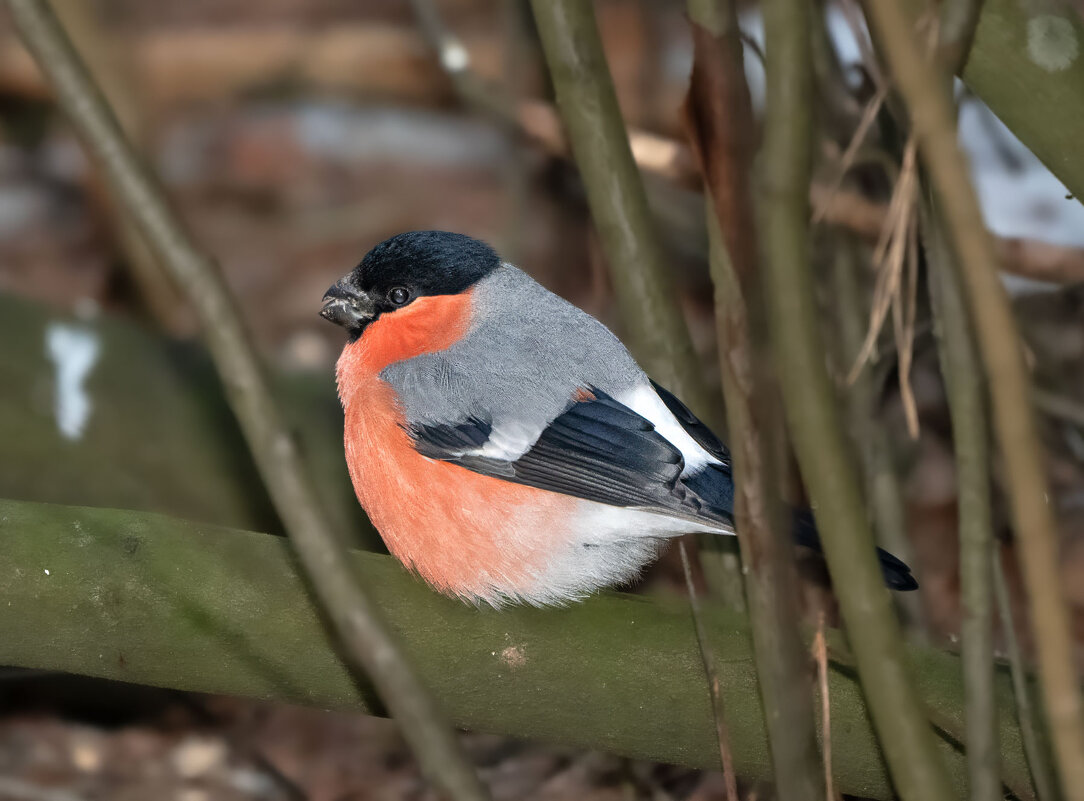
top-left (45, 323), bottom-right (100, 441)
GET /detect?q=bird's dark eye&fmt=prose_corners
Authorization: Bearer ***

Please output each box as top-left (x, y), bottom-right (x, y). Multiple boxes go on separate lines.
top-left (387, 286), bottom-right (411, 306)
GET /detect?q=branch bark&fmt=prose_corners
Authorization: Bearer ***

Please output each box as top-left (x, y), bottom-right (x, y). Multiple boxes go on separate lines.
top-left (0, 497), bottom-right (1043, 801)
top-left (863, 3), bottom-right (1084, 798)
top-left (923, 198), bottom-right (1000, 801)
top-left (758, 3), bottom-right (956, 800)
top-left (827, 237), bottom-right (927, 638)
top-left (527, 0), bottom-right (713, 420)
top-left (995, 555), bottom-right (1060, 801)
top-left (683, 1), bottom-right (824, 797)
top-left (919, 5), bottom-right (998, 797)
top-left (6, 2), bottom-right (488, 799)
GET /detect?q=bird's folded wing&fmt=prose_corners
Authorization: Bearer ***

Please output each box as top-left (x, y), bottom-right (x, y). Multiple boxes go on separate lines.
top-left (407, 388), bottom-right (734, 527)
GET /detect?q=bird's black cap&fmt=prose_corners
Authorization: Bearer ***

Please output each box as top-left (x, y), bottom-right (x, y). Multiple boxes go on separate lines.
top-left (350, 230), bottom-right (500, 298)
top-left (321, 231), bottom-right (501, 339)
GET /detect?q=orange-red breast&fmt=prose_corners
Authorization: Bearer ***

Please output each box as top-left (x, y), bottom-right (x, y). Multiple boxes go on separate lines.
top-left (322, 231), bottom-right (917, 605)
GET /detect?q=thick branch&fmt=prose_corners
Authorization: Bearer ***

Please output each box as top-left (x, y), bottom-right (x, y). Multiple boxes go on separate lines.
top-left (758, 3), bottom-right (956, 801)
top-left (864, 2), bottom-right (1084, 798)
top-left (0, 498), bottom-right (1042, 800)
top-left (527, 0), bottom-right (713, 419)
top-left (5, 2), bottom-right (487, 799)
top-left (683, 1), bottom-right (823, 797)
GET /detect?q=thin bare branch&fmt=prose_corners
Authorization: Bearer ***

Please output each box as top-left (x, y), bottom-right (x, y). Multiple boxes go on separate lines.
top-left (758, 0), bottom-right (956, 798)
top-left (683, 1), bottom-right (824, 797)
top-left (994, 555), bottom-right (1059, 801)
top-left (828, 236), bottom-right (928, 636)
top-left (511, 98), bottom-right (1084, 286)
top-left (864, 2), bottom-right (1084, 797)
top-left (680, 542), bottom-right (740, 801)
top-left (922, 195), bottom-right (1000, 801)
top-left (813, 82), bottom-right (890, 225)
top-left (813, 615), bottom-right (840, 801)
top-left (5, 2), bottom-right (488, 799)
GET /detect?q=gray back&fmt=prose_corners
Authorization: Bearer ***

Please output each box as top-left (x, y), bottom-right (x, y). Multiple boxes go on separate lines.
top-left (380, 265), bottom-right (646, 432)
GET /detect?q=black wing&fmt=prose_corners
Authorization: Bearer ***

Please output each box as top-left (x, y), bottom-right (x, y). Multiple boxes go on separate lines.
top-left (649, 379), bottom-right (731, 466)
top-left (652, 383), bottom-right (918, 590)
top-left (407, 388), bottom-right (734, 527)
top-left (792, 509), bottom-right (918, 591)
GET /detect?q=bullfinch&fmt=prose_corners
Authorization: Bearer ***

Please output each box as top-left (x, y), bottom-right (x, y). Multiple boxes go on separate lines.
top-left (321, 230), bottom-right (918, 606)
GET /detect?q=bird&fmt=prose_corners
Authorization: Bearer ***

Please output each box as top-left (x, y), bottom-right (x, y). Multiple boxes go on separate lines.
top-left (321, 230), bottom-right (918, 606)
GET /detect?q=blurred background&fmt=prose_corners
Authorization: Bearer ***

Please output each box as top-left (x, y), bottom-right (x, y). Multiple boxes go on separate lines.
top-left (1, 1), bottom-right (1083, 798)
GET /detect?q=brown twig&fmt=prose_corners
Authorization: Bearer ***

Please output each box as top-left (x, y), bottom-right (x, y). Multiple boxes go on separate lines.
top-left (846, 137), bottom-right (918, 390)
top-left (758, 1), bottom-right (956, 799)
top-left (812, 82), bottom-right (890, 225)
top-left (518, 98), bottom-right (1084, 286)
top-left (892, 209), bottom-right (920, 438)
top-left (994, 553), bottom-right (1059, 801)
top-left (914, 4), bottom-right (1000, 795)
top-left (6, 2), bottom-right (489, 799)
top-left (683, 1), bottom-right (824, 798)
top-left (921, 193), bottom-right (1001, 801)
top-left (813, 614), bottom-right (839, 801)
top-left (679, 542), bottom-right (740, 801)
top-left (828, 236), bottom-right (928, 636)
top-left (864, 2), bottom-right (1084, 798)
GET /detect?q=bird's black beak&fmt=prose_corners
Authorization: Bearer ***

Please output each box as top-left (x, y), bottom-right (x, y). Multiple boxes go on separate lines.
top-left (320, 280), bottom-right (376, 330)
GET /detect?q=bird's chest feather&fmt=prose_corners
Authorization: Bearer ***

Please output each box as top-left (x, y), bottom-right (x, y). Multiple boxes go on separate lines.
top-left (335, 331), bottom-right (579, 603)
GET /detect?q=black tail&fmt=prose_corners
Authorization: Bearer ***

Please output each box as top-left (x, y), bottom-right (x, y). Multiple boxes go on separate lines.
top-left (792, 509), bottom-right (919, 591)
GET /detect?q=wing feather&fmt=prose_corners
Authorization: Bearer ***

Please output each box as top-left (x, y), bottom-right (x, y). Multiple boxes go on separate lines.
top-left (407, 387), bottom-right (734, 527)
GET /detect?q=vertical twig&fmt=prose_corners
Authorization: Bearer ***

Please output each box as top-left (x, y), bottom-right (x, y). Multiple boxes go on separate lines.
top-left (679, 542), bottom-right (740, 801)
top-left (813, 614), bottom-right (839, 801)
top-left (684, 1), bottom-right (824, 798)
top-left (828, 237), bottom-right (927, 637)
top-left (527, 0), bottom-right (713, 419)
top-left (6, 3), bottom-right (489, 800)
top-left (922, 197), bottom-right (1000, 801)
top-left (994, 555), bottom-right (1059, 801)
top-left (864, 2), bottom-right (1084, 797)
top-left (758, 2), bottom-right (956, 800)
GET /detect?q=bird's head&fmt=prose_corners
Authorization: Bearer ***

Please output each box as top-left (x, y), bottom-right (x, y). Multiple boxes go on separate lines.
top-left (320, 230), bottom-right (500, 341)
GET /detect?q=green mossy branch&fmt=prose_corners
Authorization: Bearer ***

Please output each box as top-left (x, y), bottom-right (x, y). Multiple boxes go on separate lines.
top-left (962, 0), bottom-right (1084, 203)
top-left (0, 498), bottom-right (1040, 800)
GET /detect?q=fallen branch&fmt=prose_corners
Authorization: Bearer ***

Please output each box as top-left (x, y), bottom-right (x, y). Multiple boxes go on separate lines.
top-left (0, 497), bottom-right (1041, 800)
